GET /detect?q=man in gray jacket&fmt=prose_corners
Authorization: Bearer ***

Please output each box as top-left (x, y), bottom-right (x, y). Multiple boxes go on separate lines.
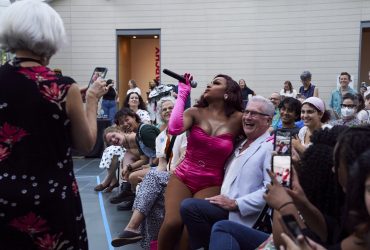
top-left (180, 96), bottom-right (274, 249)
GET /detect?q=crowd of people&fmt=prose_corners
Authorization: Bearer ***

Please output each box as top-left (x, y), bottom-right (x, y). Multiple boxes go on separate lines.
top-left (1, 1), bottom-right (370, 250)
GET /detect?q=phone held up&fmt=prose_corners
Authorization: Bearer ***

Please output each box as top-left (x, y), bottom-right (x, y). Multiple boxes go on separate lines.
top-left (280, 214), bottom-right (304, 239)
top-left (88, 67), bottom-right (108, 88)
top-left (272, 129), bottom-right (292, 188)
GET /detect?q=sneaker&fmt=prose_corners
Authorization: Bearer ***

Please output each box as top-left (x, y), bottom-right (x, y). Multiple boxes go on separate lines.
top-left (111, 230), bottom-right (142, 247)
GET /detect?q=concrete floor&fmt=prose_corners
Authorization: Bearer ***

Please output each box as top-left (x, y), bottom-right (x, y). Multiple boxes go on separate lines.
top-left (74, 158), bottom-right (142, 250)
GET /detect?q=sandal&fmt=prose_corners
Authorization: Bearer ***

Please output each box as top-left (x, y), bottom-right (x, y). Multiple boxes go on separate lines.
top-left (111, 230), bottom-right (142, 247)
top-left (94, 183), bottom-right (109, 192)
top-left (104, 182), bottom-right (119, 193)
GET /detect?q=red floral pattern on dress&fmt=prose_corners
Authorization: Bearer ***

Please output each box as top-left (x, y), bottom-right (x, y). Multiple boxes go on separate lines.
top-left (9, 212), bottom-right (49, 235)
top-left (18, 66), bottom-right (57, 83)
top-left (40, 82), bottom-right (68, 110)
top-left (35, 233), bottom-right (70, 250)
top-left (0, 122), bottom-right (28, 161)
top-left (0, 144), bottom-right (10, 161)
top-left (71, 180), bottom-right (79, 196)
top-left (0, 122), bottom-right (28, 145)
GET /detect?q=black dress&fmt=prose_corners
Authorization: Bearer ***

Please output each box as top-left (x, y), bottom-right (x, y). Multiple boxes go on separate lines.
top-left (0, 62), bottom-right (88, 249)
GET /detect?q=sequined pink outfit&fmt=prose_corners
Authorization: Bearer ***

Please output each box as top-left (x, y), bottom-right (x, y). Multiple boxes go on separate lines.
top-left (174, 125), bottom-right (234, 193)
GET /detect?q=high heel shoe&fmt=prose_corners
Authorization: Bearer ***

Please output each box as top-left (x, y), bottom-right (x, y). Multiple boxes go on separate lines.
top-left (104, 182), bottom-right (119, 193)
top-left (94, 183), bottom-right (109, 192)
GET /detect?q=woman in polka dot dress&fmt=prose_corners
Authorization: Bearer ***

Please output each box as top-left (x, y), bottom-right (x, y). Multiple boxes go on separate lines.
top-left (0, 0), bottom-right (108, 249)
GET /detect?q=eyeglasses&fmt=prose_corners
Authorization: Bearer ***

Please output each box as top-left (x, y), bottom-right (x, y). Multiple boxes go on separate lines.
top-left (162, 107), bottom-right (173, 112)
top-left (269, 98), bottom-right (280, 101)
top-left (341, 104), bottom-right (356, 108)
top-left (244, 110), bottom-right (270, 118)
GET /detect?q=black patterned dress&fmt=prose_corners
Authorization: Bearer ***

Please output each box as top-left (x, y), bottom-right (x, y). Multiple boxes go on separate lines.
top-left (0, 62), bottom-right (88, 249)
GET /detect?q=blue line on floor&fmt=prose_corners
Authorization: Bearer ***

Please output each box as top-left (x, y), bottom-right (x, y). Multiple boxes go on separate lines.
top-left (97, 176), bottom-right (114, 250)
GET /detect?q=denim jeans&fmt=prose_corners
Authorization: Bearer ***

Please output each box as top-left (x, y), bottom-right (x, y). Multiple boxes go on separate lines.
top-left (209, 220), bottom-right (269, 250)
top-left (180, 198), bottom-right (228, 249)
top-left (101, 99), bottom-right (116, 124)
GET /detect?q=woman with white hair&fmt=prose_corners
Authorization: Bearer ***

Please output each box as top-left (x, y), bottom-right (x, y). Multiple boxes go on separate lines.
top-left (0, 1), bottom-right (108, 249)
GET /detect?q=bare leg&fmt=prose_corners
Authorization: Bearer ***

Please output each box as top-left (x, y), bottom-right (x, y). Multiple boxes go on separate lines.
top-left (124, 210), bottom-right (145, 233)
top-left (157, 175), bottom-right (192, 250)
top-left (128, 168), bottom-right (150, 191)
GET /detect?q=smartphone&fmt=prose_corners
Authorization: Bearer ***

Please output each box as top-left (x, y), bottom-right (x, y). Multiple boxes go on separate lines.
top-left (272, 155), bottom-right (292, 188)
top-left (88, 67), bottom-right (108, 87)
top-left (274, 130), bottom-right (291, 155)
top-left (280, 214), bottom-right (304, 239)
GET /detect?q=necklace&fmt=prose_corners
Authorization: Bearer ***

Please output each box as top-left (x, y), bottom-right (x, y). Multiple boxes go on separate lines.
top-left (13, 57), bottom-right (43, 67)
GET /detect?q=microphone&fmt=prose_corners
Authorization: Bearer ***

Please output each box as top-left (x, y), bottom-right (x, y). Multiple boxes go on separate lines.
top-left (163, 69), bottom-right (197, 88)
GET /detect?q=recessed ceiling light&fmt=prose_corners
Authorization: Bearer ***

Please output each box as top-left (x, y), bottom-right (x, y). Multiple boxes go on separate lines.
top-left (133, 36), bottom-right (137, 39)
top-left (154, 36), bottom-right (158, 39)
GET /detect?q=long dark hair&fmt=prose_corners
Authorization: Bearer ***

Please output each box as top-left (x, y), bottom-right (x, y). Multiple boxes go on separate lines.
top-left (123, 92), bottom-right (147, 110)
top-left (345, 149), bottom-right (370, 248)
top-left (194, 74), bottom-right (243, 117)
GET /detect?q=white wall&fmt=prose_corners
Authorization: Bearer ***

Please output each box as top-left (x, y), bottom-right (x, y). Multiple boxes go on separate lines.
top-left (48, 0), bottom-right (370, 104)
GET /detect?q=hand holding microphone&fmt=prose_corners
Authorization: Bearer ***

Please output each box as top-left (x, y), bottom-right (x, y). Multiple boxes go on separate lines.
top-left (162, 69), bottom-right (197, 88)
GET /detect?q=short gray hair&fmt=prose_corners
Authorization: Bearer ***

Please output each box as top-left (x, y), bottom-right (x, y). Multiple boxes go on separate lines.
top-left (0, 0), bottom-right (67, 59)
top-left (300, 70), bottom-right (312, 81)
top-left (157, 96), bottom-right (176, 118)
top-left (247, 96), bottom-right (275, 117)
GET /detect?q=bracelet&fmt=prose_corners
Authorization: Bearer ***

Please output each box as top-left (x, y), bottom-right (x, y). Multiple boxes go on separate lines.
top-left (278, 201), bottom-right (294, 211)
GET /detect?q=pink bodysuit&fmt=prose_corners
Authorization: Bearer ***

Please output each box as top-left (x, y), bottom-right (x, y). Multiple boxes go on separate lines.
top-left (174, 125), bottom-right (234, 193)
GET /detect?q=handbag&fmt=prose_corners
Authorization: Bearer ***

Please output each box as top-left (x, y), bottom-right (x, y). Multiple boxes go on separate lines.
top-left (252, 204), bottom-right (273, 234)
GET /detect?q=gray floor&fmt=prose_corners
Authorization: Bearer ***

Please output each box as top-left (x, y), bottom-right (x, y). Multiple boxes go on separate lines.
top-left (74, 158), bottom-right (142, 250)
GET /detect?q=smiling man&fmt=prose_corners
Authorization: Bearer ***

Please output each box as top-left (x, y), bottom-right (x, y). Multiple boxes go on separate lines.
top-left (180, 96), bottom-right (274, 250)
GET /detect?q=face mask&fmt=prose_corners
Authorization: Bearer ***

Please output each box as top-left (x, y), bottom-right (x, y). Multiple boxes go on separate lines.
top-left (341, 107), bottom-right (355, 117)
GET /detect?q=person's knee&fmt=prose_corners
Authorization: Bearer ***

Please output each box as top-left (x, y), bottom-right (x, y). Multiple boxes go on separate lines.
top-left (162, 216), bottom-right (183, 232)
top-left (212, 220), bottom-right (228, 233)
top-left (180, 198), bottom-right (198, 219)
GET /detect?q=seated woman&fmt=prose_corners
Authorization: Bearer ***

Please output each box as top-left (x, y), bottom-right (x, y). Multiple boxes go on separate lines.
top-left (111, 96), bottom-right (188, 249)
top-left (94, 110), bottom-right (140, 192)
top-left (157, 73), bottom-right (243, 250)
top-left (122, 91), bottom-right (151, 124)
top-left (105, 108), bottom-right (160, 208)
top-left (292, 97), bottom-right (331, 155)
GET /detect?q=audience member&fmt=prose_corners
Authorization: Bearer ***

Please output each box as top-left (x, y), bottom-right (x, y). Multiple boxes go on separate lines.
top-left (157, 73), bottom-right (243, 250)
top-left (181, 96), bottom-right (274, 249)
top-left (329, 72), bottom-right (357, 119)
top-left (106, 108), bottom-right (160, 210)
top-left (356, 93), bottom-right (370, 124)
top-left (0, 0), bottom-right (108, 248)
top-left (275, 97), bottom-right (302, 136)
top-left (298, 70), bottom-right (318, 98)
top-left (279, 127), bottom-right (370, 250)
top-left (239, 79), bottom-right (255, 108)
top-left (127, 79), bottom-right (142, 96)
top-left (122, 92), bottom-right (151, 124)
top-left (101, 79), bottom-right (118, 124)
top-left (330, 93), bottom-right (361, 127)
top-left (269, 92), bottom-right (281, 131)
top-left (279, 80), bottom-right (297, 98)
top-left (111, 96), bottom-right (187, 249)
top-left (292, 97), bottom-right (330, 155)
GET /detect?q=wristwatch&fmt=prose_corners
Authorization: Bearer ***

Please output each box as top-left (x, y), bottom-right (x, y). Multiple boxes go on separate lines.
top-left (127, 164), bottom-right (133, 171)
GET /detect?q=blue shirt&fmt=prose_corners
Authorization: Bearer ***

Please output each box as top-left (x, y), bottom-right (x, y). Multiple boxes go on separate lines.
top-left (329, 87), bottom-right (357, 116)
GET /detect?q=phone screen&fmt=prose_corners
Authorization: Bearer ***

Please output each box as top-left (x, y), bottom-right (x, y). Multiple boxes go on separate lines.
top-left (274, 130), bottom-right (291, 155)
top-left (272, 155), bottom-right (292, 188)
top-left (281, 214), bottom-right (303, 238)
top-left (88, 67), bottom-right (108, 87)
